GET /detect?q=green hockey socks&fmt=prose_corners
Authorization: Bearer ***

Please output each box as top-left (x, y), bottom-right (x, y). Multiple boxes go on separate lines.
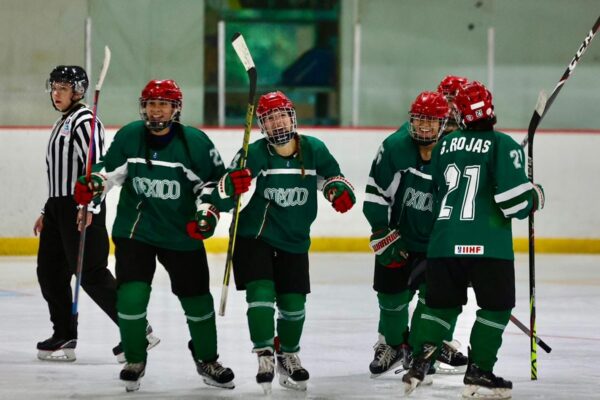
top-left (469, 309), bottom-right (511, 371)
top-left (117, 281), bottom-right (151, 363)
top-left (276, 293), bottom-right (306, 353)
top-left (377, 291), bottom-right (412, 347)
top-left (180, 293), bottom-right (217, 362)
top-left (411, 305), bottom-right (460, 356)
top-left (246, 280), bottom-right (276, 350)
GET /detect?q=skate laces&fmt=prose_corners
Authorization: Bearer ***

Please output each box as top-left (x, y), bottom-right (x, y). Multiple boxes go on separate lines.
top-left (124, 362), bottom-right (145, 373)
top-left (375, 344), bottom-right (397, 367)
top-left (258, 353), bottom-right (275, 373)
top-left (202, 360), bottom-right (228, 375)
top-left (280, 352), bottom-right (303, 372)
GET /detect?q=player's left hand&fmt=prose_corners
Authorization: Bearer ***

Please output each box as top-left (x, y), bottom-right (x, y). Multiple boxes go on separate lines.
top-left (324, 176), bottom-right (355, 213)
top-left (187, 204), bottom-right (220, 240)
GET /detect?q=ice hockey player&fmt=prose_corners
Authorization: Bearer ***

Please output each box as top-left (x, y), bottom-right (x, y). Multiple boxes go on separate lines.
top-left (75, 79), bottom-right (245, 392)
top-left (210, 91), bottom-right (355, 394)
top-left (363, 90), bottom-right (467, 379)
top-left (402, 81), bottom-right (545, 399)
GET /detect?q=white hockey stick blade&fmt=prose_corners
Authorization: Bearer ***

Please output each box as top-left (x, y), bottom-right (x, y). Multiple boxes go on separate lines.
top-left (96, 46), bottom-right (112, 90)
top-left (231, 33), bottom-right (255, 71)
top-left (535, 90), bottom-right (548, 117)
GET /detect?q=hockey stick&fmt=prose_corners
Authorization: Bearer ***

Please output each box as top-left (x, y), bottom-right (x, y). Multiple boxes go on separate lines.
top-left (71, 46), bottom-right (111, 334)
top-left (524, 16), bottom-right (600, 381)
top-left (520, 15), bottom-right (600, 148)
top-left (218, 33), bottom-right (257, 316)
top-left (509, 315), bottom-right (552, 354)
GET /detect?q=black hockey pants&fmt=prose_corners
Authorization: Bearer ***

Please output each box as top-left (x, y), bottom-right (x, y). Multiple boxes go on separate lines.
top-left (37, 197), bottom-right (117, 339)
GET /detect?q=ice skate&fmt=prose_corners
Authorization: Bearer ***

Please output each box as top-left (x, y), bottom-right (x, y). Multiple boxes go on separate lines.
top-left (369, 340), bottom-right (405, 378)
top-left (113, 325), bottom-right (161, 363)
top-left (36, 336), bottom-right (77, 362)
top-left (120, 361), bottom-right (146, 392)
top-left (462, 361), bottom-right (512, 399)
top-left (434, 340), bottom-right (468, 375)
top-left (402, 344), bottom-right (437, 395)
top-left (188, 341), bottom-right (234, 389)
top-left (254, 347), bottom-right (275, 394)
top-left (277, 351), bottom-right (309, 391)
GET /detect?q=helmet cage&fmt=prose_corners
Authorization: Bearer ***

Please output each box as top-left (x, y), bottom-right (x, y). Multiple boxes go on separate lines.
top-left (139, 98), bottom-right (181, 132)
top-left (409, 113), bottom-right (448, 145)
top-left (257, 106), bottom-right (297, 146)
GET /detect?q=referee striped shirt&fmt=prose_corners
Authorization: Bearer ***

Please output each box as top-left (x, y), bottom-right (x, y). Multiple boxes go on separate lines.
top-left (45, 103), bottom-right (105, 198)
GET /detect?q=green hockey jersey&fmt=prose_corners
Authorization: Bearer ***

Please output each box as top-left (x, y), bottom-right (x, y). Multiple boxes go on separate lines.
top-left (96, 121), bottom-right (225, 251)
top-left (212, 135), bottom-right (344, 253)
top-left (428, 129), bottom-right (537, 260)
top-left (363, 122), bottom-right (435, 252)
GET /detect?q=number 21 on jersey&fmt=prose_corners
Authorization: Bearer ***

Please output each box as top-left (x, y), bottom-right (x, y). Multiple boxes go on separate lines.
top-left (438, 163), bottom-right (480, 221)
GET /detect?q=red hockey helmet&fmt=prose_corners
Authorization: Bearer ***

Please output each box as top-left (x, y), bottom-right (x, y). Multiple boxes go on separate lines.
top-left (453, 81), bottom-right (494, 128)
top-left (437, 75), bottom-right (469, 100)
top-left (409, 91), bottom-right (449, 145)
top-left (139, 80), bottom-right (182, 131)
top-left (256, 91), bottom-right (297, 145)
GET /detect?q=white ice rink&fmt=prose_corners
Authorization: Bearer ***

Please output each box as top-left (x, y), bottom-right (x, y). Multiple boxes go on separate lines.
top-left (1, 253), bottom-right (599, 399)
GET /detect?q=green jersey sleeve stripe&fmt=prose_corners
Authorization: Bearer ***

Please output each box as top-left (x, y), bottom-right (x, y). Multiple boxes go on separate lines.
top-left (494, 182), bottom-right (533, 202)
top-left (102, 162), bottom-right (128, 191)
top-left (364, 192), bottom-right (389, 206)
top-left (500, 200), bottom-right (528, 218)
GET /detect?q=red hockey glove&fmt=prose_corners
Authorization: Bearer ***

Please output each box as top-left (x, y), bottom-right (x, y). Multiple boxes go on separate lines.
top-left (323, 176), bottom-right (356, 213)
top-left (217, 168), bottom-right (252, 198)
top-left (74, 173), bottom-right (106, 205)
top-left (532, 183), bottom-right (545, 212)
top-left (187, 204), bottom-right (220, 240)
top-left (369, 228), bottom-right (409, 268)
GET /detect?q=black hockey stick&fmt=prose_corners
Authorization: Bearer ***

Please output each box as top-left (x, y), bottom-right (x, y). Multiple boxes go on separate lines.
top-left (219, 33), bottom-right (257, 316)
top-left (72, 46), bottom-right (111, 334)
top-left (509, 315), bottom-right (552, 353)
top-left (525, 16), bottom-right (600, 380)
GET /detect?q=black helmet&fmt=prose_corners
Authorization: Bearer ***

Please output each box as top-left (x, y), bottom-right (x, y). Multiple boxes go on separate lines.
top-left (46, 65), bottom-right (89, 96)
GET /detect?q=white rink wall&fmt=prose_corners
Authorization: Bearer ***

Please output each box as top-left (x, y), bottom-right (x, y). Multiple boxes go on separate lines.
top-left (1, 127), bottom-right (599, 239)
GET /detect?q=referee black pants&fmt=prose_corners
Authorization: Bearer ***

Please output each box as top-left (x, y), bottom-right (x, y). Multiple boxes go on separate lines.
top-left (37, 197), bottom-right (117, 339)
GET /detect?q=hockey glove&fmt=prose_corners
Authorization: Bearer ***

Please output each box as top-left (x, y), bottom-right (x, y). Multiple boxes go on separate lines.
top-left (369, 228), bottom-right (409, 269)
top-left (217, 168), bottom-right (252, 199)
top-left (323, 176), bottom-right (356, 213)
top-left (74, 173), bottom-right (106, 205)
top-left (532, 183), bottom-right (545, 212)
top-left (186, 203), bottom-right (220, 240)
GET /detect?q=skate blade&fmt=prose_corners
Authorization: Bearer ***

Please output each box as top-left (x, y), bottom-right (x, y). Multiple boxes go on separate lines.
top-left (278, 376), bottom-right (307, 391)
top-left (260, 382), bottom-right (272, 395)
top-left (37, 349), bottom-right (76, 362)
top-left (403, 377), bottom-right (421, 395)
top-left (435, 361), bottom-right (467, 375)
top-left (124, 380), bottom-right (141, 392)
top-left (369, 359), bottom-right (405, 379)
top-left (462, 385), bottom-right (512, 399)
top-left (202, 377), bottom-right (235, 389)
top-left (115, 335), bottom-right (161, 364)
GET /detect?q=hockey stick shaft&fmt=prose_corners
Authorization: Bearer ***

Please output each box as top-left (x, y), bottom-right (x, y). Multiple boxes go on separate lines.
top-left (520, 15), bottom-right (600, 148)
top-left (509, 315), bottom-right (552, 354)
top-left (524, 17), bottom-right (599, 380)
top-left (72, 47), bottom-right (111, 326)
top-left (219, 33), bottom-right (257, 316)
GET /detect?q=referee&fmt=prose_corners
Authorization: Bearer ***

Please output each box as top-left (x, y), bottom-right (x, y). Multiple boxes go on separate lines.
top-left (33, 66), bottom-right (158, 362)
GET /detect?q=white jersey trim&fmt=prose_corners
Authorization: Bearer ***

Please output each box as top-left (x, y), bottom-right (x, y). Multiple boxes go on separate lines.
top-left (494, 182), bottom-right (533, 203)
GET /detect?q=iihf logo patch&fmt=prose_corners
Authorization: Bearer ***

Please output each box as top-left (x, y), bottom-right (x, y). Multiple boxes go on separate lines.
top-left (454, 245), bottom-right (484, 255)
